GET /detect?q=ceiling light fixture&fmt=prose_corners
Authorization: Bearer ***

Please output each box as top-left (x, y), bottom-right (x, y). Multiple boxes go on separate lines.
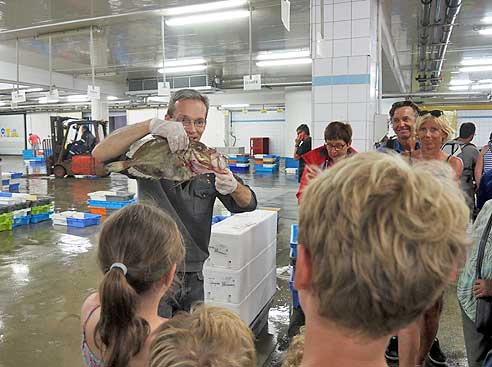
top-left (158, 65), bottom-right (207, 74)
top-left (471, 84), bottom-right (492, 90)
top-left (221, 103), bottom-right (250, 108)
top-left (148, 96), bottom-right (170, 103)
top-left (449, 79), bottom-right (471, 85)
top-left (479, 79), bottom-right (492, 84)
top-left (461, 58), bottom-right (492, 66)
top-left (66, 95), bottom-right (89, 102)
top-left (482, 16), bottom-right (492, 23)
top-left (166, 10), bottom-right (250, 26)
top-left (163, 0), bottom-right (247, 16)
top-left (25, 88), bottom-right (44, 93)
top-left (256, 58), bottom-right (312, 67)
top-left (449, 86), bottom-right (470, 91)
top-left (110, 100), bottom-right (131, 104)
top-left (158, 58), bottom-right (207, 68)
top-left (107, 96), bottom-right (119, 101)
top-left (257, 50), bottom-right (311, 61)
top-left (478, 27), bottom-right (492, 35)
top-left (460, 65), bottom-right (492, 72)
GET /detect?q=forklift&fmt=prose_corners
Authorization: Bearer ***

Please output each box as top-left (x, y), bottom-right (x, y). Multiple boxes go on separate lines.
top-left (43, 117), bottom-right (108, 178)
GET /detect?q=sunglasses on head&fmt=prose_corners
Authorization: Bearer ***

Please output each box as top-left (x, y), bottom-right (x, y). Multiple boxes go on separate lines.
top-left (419, 110), bottom-right (443, 117)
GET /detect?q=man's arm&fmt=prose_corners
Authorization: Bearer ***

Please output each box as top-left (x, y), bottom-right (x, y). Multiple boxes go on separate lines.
top-left (230, 182), bottom-right (253, 208)
top-left (92, 119), bottom-right (152, 162)
top-left (475, 146), bottom-right (487, 188)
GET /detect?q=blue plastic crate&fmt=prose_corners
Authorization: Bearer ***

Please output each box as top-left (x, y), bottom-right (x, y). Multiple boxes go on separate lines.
top-left (87, 199), bottom-right (137, 209)
top-left (230, 166), bottom-right (249, 173)
top-left (30, 211), bottom-right (53, 224)
top-left (285, 157), bottom-right (300, 169)
top-left (9, 183), bottom-right (20, 192)
top-left (22, 149), bottom-right (35, 159)
top-left (13, 215), bottom-right (30, 228)
top-left (289, 280), bottom-right (301, 308)
top-left (255, 165), bottom-right (279, 173)
top-left (212, 215), bottom-right (231, 225)
top-left (10, 172), bottom-right (23, 179)
top-left (0, 192), bottom-right (13, 197)
top-left (290, 242), bottom-right (298, 259)
top-left (1, 179), bottom-right (9, 186)
top-left (290, 224), bottom-right (298, 245)
top-left (66, 213), bottom-right (101, 228)
top-left (234, 157), bottom-right (250, 163)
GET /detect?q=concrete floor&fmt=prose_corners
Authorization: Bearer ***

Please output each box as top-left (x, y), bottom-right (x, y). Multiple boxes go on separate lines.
top-left (0, 155), bottom-right (470, 367)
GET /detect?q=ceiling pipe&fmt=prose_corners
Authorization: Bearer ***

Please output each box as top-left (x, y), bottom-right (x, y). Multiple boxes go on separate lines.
top-left (431, 0), bottom-right (442, 68)
top-left (436, 0), bottom-right (462, 78)
top-left (382, 91), bottom-right (489, 98)
top-left (418, 0), bottom-right (433, 73)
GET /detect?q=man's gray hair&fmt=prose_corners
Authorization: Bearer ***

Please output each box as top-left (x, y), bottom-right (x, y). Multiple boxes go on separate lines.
top-left (166, 89), bottom-right (210, 118)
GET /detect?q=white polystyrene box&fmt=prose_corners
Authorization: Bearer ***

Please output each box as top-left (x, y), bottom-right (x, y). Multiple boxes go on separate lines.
top-left (204, 239), bottom-right (276, 304)
top-left (205, 268), bottom-right (276, 326)
top-left (208, 210), bottom-right (277, 270)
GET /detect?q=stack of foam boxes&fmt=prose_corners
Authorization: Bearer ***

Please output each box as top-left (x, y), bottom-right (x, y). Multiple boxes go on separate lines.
top-left (289, 224), bottom-right (300, 309)
top-left (204, 210), bottom-right (278, 326)
top-left (253, 154), bottom-right (280, 174)
top-left (87, 191), bottom-right (136, 216)
top-left (227, 154), bottom-right (250, 174)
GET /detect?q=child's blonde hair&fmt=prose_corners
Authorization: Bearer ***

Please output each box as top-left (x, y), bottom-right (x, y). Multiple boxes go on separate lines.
top-left (150, 305), bottom-right (256, 367)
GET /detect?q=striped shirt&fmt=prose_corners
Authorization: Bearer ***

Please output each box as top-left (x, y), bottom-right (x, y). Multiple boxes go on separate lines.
top-left (484, 146), bottom-right (492, 173)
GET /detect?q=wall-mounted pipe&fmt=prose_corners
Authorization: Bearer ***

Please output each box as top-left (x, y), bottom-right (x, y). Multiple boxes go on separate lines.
top-left (436, 0), bottom-right (462, 77)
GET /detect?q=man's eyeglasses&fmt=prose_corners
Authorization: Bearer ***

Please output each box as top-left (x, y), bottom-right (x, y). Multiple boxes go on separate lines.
top-left (419, 110), bottom-right (443, 118)
top-left (175, 116), bottom-right (207, 128)
top-left (326, 143), bottom-right (347, 151)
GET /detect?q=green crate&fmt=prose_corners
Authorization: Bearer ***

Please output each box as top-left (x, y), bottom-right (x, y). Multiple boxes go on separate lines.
top-left (0, 212), bottom-right (13, 224)
top-left (31, 204), bottom-right (53, 215)
top-left (0, 220), bottom-right (13, 232)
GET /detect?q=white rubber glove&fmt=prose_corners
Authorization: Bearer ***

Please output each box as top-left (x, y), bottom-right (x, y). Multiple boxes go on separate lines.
top-left (215, 170), bottom-right (238, 195)
top-left (149, 118), bottom-right (189, 153)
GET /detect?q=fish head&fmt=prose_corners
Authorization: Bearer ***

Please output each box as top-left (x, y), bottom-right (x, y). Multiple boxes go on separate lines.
top-left (189, 142), bottom-right (229, 174)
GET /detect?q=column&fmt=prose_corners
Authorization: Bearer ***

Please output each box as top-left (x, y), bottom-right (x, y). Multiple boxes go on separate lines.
top-left (91, 98), bottom-right (109, 121)
top-left (311, 0), bottom-right (380, 152)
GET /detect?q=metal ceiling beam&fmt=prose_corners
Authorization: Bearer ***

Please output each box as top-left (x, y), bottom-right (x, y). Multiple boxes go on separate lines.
top-left (382, 91), bottom-right (489, 98)
top-left (436, 0), bottom-right (462, 77)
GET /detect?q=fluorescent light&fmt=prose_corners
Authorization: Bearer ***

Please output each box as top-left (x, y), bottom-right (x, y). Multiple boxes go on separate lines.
top-left (66, 95), bottom-right (89, 102)
top-left (164, 0), bottom-right (247, 16)
top-left (460, 65), bottom-right (492, 72)
top-left (0, 101), bottom-right (7, 106)
top-left (221, 104), bottom-right (250, 108)
top-left (107, 96), bottom-right (119, 101)
top-left (148, 96), bottom-right (169, 103)
top-left (482, 16), bottom-right (492, 23)
top-left (257, 50), bottom-right (310, 60)
top-left (25, 88), bottom-right (44, 93)
top-left (166, 9), bottom-right (249, 26)
top-left (256, 58), bottom-right (312, 67)
top-left (110, 100), bottom-right (131, 104)
top-left (449, 86), bottom-right (470, 91)
top-left (479, 27), bottom-right (492, 35)
top-left (158, 65), bottom-right (207, 74)
top-left (158, 58), bottom-right (207, 68)
top-left (449, 79), bottom-right (471, 85)
top-left (479, 79), bottom-right (492, 84)
top-left (471, 84), bottom-right (492, 90)
top-left (461, 58), bottom-right (492, 66)
top-left (38, 97), bottom-right (49, 104)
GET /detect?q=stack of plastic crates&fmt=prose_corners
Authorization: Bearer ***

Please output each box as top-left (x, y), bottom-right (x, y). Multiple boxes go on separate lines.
top-left (0, 206), bottom-right (14, 232)
top-left (29, 197), bottom-right (54, 223)
top-left (284, 157), bottom-right (299, 176)
top-left (228, 154), bottom-right (250, 173)
top-left (52, 211), bottom-right (101, 227)
top-left (2, 172), bottom-right (23, 192)
top-left (253, 154), bottom-right (280, 174)
top-left (289, 224), bottom-right (300, 309)
top-left (87, 191), bottom-right (136, 216)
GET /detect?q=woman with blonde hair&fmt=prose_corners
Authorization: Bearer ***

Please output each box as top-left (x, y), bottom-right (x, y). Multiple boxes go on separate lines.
top-left (405, 110), bottom-right (463, 179)
top-left (80, 203), bottom-right (185, 367)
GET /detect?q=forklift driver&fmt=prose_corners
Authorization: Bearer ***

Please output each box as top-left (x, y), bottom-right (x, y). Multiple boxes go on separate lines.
top-left (67, 126), bottom-right (96, 158)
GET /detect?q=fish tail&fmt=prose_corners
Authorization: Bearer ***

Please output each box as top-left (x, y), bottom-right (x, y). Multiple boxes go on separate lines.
top-left (105, 160), bottom-right (130, 172)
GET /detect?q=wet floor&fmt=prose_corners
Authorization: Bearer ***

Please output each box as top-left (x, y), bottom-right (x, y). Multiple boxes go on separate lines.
top-left (0, 155), bottom-right (470, 366)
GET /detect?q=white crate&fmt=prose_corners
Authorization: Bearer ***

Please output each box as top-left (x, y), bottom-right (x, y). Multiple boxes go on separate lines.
top-left (205, 268), bottom-right (276, 326)
top-left (285, 168), bottom-right (298, 175)
top-left (204, 239), bottom-right (276, 304)
top-left (87, 191), bottom-right (116, 201)
top-left (0, 197), bottom-right (26, 206)
top-left (207, 210), bottom-right (277, 270)
top-left (13, 208), bottom-right (30, 218)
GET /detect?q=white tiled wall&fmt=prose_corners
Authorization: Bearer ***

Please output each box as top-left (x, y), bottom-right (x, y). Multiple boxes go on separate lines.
top-left (458, 110), bottom-right (492, 148)
top-left (311, 0), bottom-right (378, 151)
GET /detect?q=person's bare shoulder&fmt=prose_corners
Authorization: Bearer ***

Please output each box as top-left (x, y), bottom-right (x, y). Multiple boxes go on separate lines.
top-left (80, 293), bottom-right (100, 326)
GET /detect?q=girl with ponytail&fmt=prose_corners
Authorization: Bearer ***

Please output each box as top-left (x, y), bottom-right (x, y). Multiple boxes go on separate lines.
top-left (80, 203), bottom-right (185, 367)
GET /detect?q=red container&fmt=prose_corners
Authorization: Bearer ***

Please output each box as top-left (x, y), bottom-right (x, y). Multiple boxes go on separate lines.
top-left (250, 137), bottom-right (269, 155)
top-left (72, 155), bottom-right (95, 175)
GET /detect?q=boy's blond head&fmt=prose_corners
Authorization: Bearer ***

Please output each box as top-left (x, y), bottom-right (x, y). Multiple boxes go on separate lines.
top-left (298, 152), bottom-right (469, 338)
top-left (150, 305), bottom-right (256, 367)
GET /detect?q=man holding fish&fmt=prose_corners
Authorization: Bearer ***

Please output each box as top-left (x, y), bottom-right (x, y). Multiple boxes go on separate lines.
top-left (93, 89), bottom-right (257, 316)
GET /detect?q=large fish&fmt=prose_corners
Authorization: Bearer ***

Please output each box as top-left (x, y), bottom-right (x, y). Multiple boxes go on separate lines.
top-left (105, 136), bottom-right (229, 181)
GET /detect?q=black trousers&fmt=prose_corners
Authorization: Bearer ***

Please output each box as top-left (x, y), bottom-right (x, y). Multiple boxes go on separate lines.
top-left (158, 271), bottom-right (204, 318)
